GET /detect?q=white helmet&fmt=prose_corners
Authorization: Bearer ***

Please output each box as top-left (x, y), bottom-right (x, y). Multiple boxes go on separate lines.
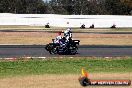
top-left (67, 28), bottom-right (71, 31)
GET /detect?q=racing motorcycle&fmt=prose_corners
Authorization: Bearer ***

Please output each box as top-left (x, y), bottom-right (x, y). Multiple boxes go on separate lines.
top-left (45, 38), bottom-right (80, 55)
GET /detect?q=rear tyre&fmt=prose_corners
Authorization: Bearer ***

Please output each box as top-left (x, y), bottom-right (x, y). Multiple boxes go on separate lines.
top-left (70, 47), bottom-right (77, 55)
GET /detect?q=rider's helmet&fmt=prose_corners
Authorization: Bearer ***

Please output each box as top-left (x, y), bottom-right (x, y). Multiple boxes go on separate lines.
top-left (67, 28), bottom-right (71, 32)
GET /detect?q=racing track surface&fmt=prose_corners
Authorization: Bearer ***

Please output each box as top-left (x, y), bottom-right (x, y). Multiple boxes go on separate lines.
top-left (0, 45), bottom-right (132, 58)
top-left (1, 29), bottom-right (132, 34)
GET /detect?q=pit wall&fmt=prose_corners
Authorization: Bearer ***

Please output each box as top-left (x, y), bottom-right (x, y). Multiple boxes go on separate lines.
top-left (0, 13), bottom-right (132, 28)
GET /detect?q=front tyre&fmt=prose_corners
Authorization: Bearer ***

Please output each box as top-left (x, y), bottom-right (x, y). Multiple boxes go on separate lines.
top-left (50, 47), bottom-right (57, 54)
top-left (45, 44), bottom-right (51, 51)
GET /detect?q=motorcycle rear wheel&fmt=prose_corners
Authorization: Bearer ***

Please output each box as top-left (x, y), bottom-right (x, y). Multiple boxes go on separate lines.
top-left (70, 47), bottom-right (77, 55)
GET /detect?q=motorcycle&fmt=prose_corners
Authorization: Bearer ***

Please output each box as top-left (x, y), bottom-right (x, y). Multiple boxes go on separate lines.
top-left (45, 38), bottom-right (80, 55)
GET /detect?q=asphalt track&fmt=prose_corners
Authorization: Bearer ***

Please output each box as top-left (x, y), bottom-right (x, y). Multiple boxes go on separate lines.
top-left (0, 30), bottom-right (132, 58)
top-left (0, 45), bottom-right (132, 58)
top-left (1, 29), bottom-right (132, 34)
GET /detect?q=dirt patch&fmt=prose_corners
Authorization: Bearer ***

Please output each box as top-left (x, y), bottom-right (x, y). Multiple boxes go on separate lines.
top-left (73, 33), bottom-right (132, 45)
top-left (0, 32), bottom-right (55, 45)
top-left (0, 32), bottom-right (132, 45)
top-left (0, 73), bottom-right (131, 88)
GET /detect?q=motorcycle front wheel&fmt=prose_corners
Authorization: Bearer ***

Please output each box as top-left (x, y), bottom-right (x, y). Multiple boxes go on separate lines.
top-left (50, 47), bottom-right (58, 54)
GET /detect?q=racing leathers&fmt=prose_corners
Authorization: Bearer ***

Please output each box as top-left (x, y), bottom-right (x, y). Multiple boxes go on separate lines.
top-left (54, 35), bottom-right (62, 44)
top-left (64, 28), bottom-right (72, 41)
top-left (54, 35), bottom-right (66, 48)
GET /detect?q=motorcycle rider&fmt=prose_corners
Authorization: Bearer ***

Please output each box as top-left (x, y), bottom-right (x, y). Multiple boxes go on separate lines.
top-left (64, 28), bottom-right (72, 42)
top-left (54, 32), bottom-right (62, 44)
top-left (45, 28), bottom-right (79, 54)
top-left (54, 32), bottom-right (66, 48)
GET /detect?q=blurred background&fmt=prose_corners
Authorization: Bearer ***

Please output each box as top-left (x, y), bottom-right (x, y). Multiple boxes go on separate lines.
top-left (0, 0), bottom-right (131, 15)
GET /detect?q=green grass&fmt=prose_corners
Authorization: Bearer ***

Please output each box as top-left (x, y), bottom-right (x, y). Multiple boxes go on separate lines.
top-left (0, 57), bottom-right (132, 77)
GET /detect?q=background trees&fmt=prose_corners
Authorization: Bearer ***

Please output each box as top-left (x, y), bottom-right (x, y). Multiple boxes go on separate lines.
top-left (104, 0), bottom-right (131, 15)
top-left (0, 0), bottom-right (131, 15)
top-left (0, 0), bottom-right (47, 13)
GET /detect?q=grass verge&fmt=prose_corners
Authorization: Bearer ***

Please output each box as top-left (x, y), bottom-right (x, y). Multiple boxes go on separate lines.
top-left (0, 57), bottom-right (132, 77)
